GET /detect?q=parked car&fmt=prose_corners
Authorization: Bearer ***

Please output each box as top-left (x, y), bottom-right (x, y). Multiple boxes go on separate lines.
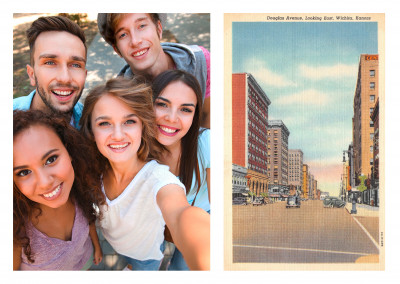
top-left (233, 197), bottom-right (247, 205)
top-left (323, 197), bottom-right (345, 208)
top-left (252, 197), bottom-right (264, 206)
top-left (286, 195), bottom-right (301, 208)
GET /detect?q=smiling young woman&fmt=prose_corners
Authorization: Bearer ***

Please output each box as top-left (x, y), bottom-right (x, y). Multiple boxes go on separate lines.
top-left (13, 110), bottom-right (105, 270)
top-left (152, 70), bottom-right (210, 270)
top-left (79, 77), bottom-right (210, 270)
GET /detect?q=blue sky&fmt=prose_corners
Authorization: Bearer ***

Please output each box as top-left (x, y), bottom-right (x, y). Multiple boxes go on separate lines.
top-left (233, 22), bottom-right (378, 195)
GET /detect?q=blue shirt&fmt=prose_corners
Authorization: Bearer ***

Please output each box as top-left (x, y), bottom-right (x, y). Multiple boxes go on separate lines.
top-left (13, 90), bottom-right (83, 129)
top-left (186, 128), bottom-right (210, 212)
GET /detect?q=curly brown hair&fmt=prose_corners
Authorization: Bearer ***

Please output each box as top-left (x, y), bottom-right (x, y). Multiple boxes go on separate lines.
top-left (79, 77), bottom-right (164, 170)
top-left (13, 110), bottom-right (105, 263)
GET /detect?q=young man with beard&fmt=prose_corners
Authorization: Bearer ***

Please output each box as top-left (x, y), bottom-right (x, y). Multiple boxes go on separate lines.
top-left (13, 16), bottom-right (87, 129)
top-left (97, 13), bottom-right (210, 128)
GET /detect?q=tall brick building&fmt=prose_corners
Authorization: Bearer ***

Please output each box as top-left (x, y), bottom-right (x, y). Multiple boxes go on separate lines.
top-left (288, 149), bottom-right (303, 190)
top-left (267, 120), bottom-right (290, 185)
top-left (353, 54), bottom-right (379, 181)
top-left (232, 73), bottom-right (271, 174)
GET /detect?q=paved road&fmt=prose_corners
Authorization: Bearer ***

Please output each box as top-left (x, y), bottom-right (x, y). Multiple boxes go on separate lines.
top-left (232, 200), bottom-right (380, 263)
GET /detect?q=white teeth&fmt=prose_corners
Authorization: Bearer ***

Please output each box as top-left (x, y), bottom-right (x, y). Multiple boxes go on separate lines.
top-left (43, 184), bottom-right (61, 198)
top-left (133, 49), bottom-right (147, 57)
top-left (109, 143), bottom-right (129, 149)
top-left (160, 126), bottom-right (177, 133)
top-left (53, 90), bottom-right (73, 96)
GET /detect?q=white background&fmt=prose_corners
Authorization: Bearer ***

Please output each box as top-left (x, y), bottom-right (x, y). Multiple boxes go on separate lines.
top-left (3, 0), bottom-right (399, 283)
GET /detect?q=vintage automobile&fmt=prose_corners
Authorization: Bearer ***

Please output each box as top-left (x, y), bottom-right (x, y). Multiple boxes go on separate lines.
top-left (323, 197), bottom-right (345, 208)
top-left (286, 195), bottom-right (301, 208)
top-left (252, 197), bottom-right (264, 206)
top-left (232, 197), bottom-right (247, 205)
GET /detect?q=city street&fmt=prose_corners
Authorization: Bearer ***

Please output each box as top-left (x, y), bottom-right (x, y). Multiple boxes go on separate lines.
top-left (232, 200), bottom-right (380, 263)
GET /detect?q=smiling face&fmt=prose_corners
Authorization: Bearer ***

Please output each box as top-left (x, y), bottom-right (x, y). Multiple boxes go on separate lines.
top-left (113, 13), bottom-right (163, 77)
top-left (154, 81), bottom-right (197, 149)
top-left (27, 31), bottom-right (87, 115)
top-left (91, 94), bottom-right (143, 165)
top-left (13, 125), bottom-right (75, 209)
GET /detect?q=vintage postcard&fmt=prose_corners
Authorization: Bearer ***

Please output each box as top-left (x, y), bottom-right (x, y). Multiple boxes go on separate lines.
top-left (224, 13), bottom-right (385, 270)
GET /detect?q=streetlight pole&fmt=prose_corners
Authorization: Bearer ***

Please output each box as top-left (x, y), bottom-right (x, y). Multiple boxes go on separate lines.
top-left (343, 144), bottom-right (357, 214)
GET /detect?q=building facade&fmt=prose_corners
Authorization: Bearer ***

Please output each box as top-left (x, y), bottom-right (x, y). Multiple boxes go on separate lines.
top-left (371, 98), bottom-right (379, 181)
top-left (267, 120), bottom-right (290, 185)
top-left (302, 164), bottom-right (309, 198)
top-left (370, 97), bottom-right (379, 206)
top-left (288, 149), bottom-right (304, 191)
top-left (232, 73), bottom-right (271, 175)
top-left (353, 54), bottom-right (379, 181)
top-left (232, 164), bottom-right (248, 198)
top-left (247, 169), bottom-right (269, 197)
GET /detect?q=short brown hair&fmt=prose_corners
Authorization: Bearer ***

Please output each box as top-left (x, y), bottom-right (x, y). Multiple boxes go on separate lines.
top-left (99, 13), bottom-right (161, 46)
top-left (26, 16), bottom-right (87, 65)
top-left (80, 77), bottom-right (163, 165)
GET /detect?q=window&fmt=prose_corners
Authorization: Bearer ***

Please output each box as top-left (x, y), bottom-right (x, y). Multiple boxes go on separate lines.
top-left (370, 120), bottom-right (374, 127)
top-left (370, 70), bottom-right (375, 77)
top-left (370, 95), bottom-right (375, 102)
top-left (370, 146), bottom-right (373, 153)
top-left (370, 82), bottom-right (375, 89)
top-left (370, 108), bottom-right (374, 114)
top-left (370, 133), bottom-right (374, 140)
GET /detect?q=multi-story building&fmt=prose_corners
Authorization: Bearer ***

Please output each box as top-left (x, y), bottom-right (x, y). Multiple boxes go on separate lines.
top-left (371, 98), bottom-right (379, 181)
top-left (232, 164), bottom-right (248, 199)
top-left (313, 180), bottom-right (318, 200)
top-left (370, 97), bottom-right (379, 206)
top-left (353, 54), bottom-right (379, 181)
top-left (232, 73), bottom-right (271, 175)
top-left (302, 164), bottom-right (309, 198)
top-left (308, 174), bottom-right (314, 200)
top-left (288, 149), bottom-right (303, 192)
top-left (267, 120), bottom-right (290, 185)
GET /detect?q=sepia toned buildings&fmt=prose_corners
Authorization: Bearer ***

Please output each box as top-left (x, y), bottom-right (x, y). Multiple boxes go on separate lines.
top-left (352, 54), bottom-right (379, 181)
top-left (288, 149), bottom-right (303, 190)
top-left (232, 73), bottom-right (270, 174)
top-left (267, 120), bottom-right (290, 185)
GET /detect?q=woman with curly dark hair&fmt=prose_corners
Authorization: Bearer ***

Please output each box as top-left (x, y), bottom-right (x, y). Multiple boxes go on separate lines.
top-left (13, 110), bottom-right (106, 270)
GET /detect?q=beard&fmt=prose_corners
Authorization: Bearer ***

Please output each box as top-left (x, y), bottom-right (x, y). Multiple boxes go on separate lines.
top-left (35, 78), bottom-right (83, 116)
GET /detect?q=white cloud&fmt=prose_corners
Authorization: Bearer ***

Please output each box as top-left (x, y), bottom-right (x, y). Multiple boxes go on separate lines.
top-left (299, 63), bottom-right (358, 80)
top-left (275, 89), bottom-right (331, 106)
top-left (244, 58), bottom-right (296, 87)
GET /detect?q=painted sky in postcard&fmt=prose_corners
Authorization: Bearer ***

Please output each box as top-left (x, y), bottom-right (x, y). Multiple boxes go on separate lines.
top-left (232, 21), bottom-right (378, 195)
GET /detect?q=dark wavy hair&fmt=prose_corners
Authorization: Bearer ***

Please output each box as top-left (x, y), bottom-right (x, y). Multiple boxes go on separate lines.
top-left (151, 70), bottom-right (204, 195)
top-left (13, 110), bottom-right (105, 263)
top-left (79, 77), bottom-right (164, 171)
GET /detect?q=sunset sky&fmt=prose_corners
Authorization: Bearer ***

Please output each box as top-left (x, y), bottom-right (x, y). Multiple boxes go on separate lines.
top-left (232, 21), bottom-right (378, 195)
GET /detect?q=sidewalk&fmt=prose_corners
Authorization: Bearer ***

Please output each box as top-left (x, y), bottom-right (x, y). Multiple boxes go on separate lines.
top-left (344, 202), bottom-right (379, 217)
top-left (345, 202), bottom-right (380, 244)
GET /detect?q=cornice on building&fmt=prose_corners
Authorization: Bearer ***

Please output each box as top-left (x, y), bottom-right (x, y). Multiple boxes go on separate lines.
top-left (268, 119), bottom-right (290, 136)
top-left (246, 73), bottom-right (271, 106)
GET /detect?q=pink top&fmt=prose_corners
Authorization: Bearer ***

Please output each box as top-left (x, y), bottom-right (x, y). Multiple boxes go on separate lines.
top-left (199, 46), bottom-right (211, 99)
top-left (20, 202), bottom-right (93, 270)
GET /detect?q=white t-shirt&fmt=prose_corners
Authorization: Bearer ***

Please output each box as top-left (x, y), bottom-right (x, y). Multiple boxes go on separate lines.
top-left (99, 160), bottom-right (185, 261)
